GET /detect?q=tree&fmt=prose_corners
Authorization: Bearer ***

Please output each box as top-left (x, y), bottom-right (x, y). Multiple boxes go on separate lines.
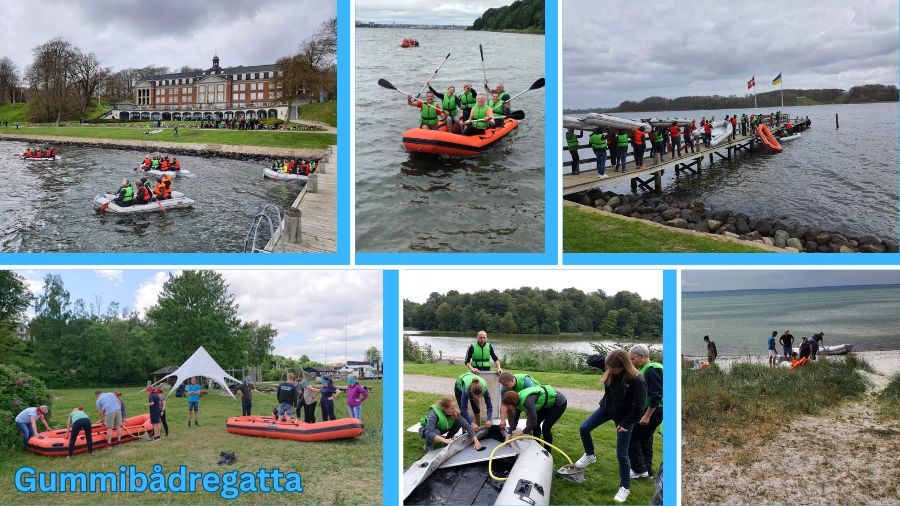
top-left (146, 271), bottom-right (243, 368)
top-left (25, 38), bottom-right (77, 125)
top-left (0, 57), bottom-right (19, 104)
top-left (275, 16), bottom-right (337, 117)
top-left (69, 50), bottom-right (103, 121)
top-left (365, 346), bottom-right (381, 363)
top-left (240, 320), bottom-right (276, 367)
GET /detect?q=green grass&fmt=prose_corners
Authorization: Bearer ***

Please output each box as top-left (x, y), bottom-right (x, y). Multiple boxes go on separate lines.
top-left (404, 362), bottom-right (602, 390)
top-left (403, 392), bottom-right (660, 505)
top-left (878, 374), bottom-right (900, 419)
top-left (564, 204), bottom-right (771, 253)
top-left (298, 101), bottom-right (337, 127)
top-left (0, 103), bottom-right (28, 123)
top-left (0, 382), bottom-right (381, 504)
top-left (0, 126), bottom-right (336, 149)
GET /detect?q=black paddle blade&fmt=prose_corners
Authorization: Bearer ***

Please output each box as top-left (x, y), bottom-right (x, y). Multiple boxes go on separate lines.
top-left (479, 44), bottom-right (484, 60)
top-left (377, 78), bottom-right (397, 91)
top-left (530, 78), bottom-right (545, 90)
top-left (507, 110), bottom-right (526, 120)
top-left (445, 52), bottom-right (451, 59)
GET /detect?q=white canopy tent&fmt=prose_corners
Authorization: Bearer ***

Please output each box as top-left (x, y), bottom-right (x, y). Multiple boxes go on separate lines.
top-left (151, 346), bottom-right (240, 399)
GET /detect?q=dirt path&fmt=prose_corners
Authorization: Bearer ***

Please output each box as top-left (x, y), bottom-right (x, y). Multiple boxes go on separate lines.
top-left (404, 374), bottom-right (602, 411)
top-left (683, 352), bottom-right (900, 505)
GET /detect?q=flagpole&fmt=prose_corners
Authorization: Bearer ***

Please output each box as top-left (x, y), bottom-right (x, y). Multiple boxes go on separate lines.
top-left (780, 80), bottom-right (784, 109)
top-left (754, 81), bottom-right (758, 110)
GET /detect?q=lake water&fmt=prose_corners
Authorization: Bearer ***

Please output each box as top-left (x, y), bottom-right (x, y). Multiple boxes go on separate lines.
top-left (0, 141), bottom-right (302, 252)
top-left (355, 28), bottom-right (545, 252)
top-left (682, 285), bottom-right (900, 355)
top-left (566, 103), bottom-right (899, 241)
top-left (406, 331), bottom-right (661, 358)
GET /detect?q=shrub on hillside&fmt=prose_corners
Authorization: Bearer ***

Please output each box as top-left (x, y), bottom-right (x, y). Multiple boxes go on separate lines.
top-left (0, 364), bottom-right (53, 450)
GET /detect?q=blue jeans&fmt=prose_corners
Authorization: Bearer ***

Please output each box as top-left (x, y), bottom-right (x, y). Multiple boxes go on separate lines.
top-left (348, 405), bottom-right (361, 419)
top-left (615, 148), bottom-right (627, 170)
top-left (671, 137), bottom-right (682, 157)
top-left (783, 345), bottom-right (792, 357)
top-left (17, 422), bottom-right (34, 447)
top-left (580, 407), bottom-right (634, 489)
top-left (278, 402), bottom-right (293, 416)
top-left (593, 148), bottom-right (607, 175)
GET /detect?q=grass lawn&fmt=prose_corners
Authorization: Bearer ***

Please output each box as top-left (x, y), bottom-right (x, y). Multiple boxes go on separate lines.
top-left (0, 382), bottom-right (381, 504)
top-left (403, 392), bottom-right (660, 505)
top-left (0, 126), bottom-right (336, 149)
top-left (564, 204), bottom-right (771, 253)
top-left (298, 101), bottom-right (337, 127)
top-left (404, 362), bottom-right (602, 391)
top-left (0, 103), bottom-right (28, 123)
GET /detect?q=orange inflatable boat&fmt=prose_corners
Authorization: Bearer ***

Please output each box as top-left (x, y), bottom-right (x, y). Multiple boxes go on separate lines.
top-left (26, 413), bottom-right (153, 456)
top-left (402, 119), bottom-right (518, 156)
top-left (225, 416), bottom-right (364, 442)
top-left (756, 124), bottom-right (783, 152)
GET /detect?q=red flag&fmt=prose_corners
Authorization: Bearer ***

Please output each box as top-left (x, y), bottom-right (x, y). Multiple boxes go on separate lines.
top-left (747, 76), bottom-right (755, 89)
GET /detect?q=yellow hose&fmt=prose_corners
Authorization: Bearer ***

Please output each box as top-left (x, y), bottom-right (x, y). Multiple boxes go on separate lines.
top-left (487, 435), bottom-right (574, 481)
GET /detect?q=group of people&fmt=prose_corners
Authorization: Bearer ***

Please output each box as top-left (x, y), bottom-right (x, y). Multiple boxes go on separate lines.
top-left (416, 331), bottom-right (663, 504)
top-left (272, 159), bottom-right (318, 176)
top-left (22, 147), bottom-right (57, 159)
top-left (407, 80), bottom-right (512, 136)
top-left (235, 372), bottom-right (368, 424)
top-left (113, 175), bottom-right (174, 206)
top-left (767, 330), bottom-right (826, 368)
top-left (139, 155), bottom-right (182, 172)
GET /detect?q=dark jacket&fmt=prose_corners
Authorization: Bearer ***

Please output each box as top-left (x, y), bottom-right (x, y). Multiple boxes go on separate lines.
top-left (599, 373), bottom-right (647, 428)
top-left (643, 366), bottom-right (663, 409)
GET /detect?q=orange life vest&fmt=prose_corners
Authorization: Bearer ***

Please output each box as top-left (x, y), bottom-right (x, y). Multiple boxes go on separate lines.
top-left (669, 125), bottom-right (681, 139)
top-left (633, 129), bottom-right (644, 146)
top-left (173, 160), bottom-right (181, 170)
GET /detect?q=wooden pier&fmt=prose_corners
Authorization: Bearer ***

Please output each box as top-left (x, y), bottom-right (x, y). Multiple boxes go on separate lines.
top-left (562, 116), bottom-right (810, 196)
top-left (268, 145), bottom-right (337, 252)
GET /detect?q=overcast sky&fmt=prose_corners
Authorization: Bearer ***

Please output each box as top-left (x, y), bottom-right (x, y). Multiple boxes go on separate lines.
top-left (401, 270), bottom-right (662, 303)
top-left (356, 0), bottom-right (512, 25)
top-left (0, 0), bottom-right (335, 74)
top-left (683, 270), bottom-right (900, 292)
top-left (17, 270), bottom-right (382, 364)
top-left (564, 0), bottom-right (900, 109)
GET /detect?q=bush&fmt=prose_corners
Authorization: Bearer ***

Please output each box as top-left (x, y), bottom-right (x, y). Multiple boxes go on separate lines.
top-left (0, 364), bottom-right (53, 451)
top-left (878, 374), bottom-right (900, 419)
top-left (591, 341), bottom-right (663, 363)
top-left (502, 348), bottom-right (590, 373)
top-left (403, 334), bottom-right (435, 364)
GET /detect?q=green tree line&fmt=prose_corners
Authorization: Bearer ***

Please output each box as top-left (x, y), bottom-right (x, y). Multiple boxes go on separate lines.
top-left (470, 0), bottom-right (544, 34)
top-left (404, 287), bottom-right (661, 339)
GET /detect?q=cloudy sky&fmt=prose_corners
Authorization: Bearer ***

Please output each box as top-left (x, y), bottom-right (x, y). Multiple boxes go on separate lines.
top-left (356, 0), bottom-right (512, 25)
top-left (401, 269), bottom-right (662, 303)
top-left (564, 0), bottom-right (900, 109)
top-left (17, 269), bottom-right (382, 364)
top-left (0, 0), bottom-right (335, 74)
top-left (683, 270), bottom-right (900, 292)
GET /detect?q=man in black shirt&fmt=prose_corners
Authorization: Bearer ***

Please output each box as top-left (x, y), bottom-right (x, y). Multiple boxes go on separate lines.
top-left (276, 372), bottom-right (299, 422)
top-left (779, 330), bottom-right (795, 358)
top-left (236, 376), bottom-right (255, 416)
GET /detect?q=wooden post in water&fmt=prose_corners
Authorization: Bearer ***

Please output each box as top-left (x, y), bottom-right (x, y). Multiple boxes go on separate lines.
top-left (283, 207), bottom-right (302, 244)
top-left (308, 173), bottom-right (319, 193)
top-left (835, 113), bottom-right (839, 129)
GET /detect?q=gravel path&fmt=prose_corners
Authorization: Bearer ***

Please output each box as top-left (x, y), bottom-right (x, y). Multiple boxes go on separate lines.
top-left (403, 374), bottom-right (603, 411)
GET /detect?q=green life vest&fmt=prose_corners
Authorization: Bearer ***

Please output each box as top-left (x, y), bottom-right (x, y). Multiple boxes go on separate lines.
top-left (460, 91), bottom-right (477, 108)
top-left (617, 133), bottom-right (629, 148)
top-left (512, 373), bottom-right (540, 392)
top-left (517, 385), bottom-right (556, 412)
top-left (652, 132), bottom-right (663, 143)
top-left (151, 159), bottom-right (159, 169)
top-left (589, 133), bottom-right (607, 149)
top-left (639, 362), bottom-right (663, 408)
top-left (442, 94), bottom-right (458, 114)
top-left (456, 371), bottom-right (482, 392)
top-left (122, 185), bottom-right (133, 202)
top-left (420, 100), bottom-right (439, 126)
top-left (470, 342), bottom-right (493, 369)
top-left (419, 404), bottom-right (452, 432)
top-left (471, 104), bottom-right (490, 129)
top-left (69, 410), bottom-right (89, 423)
top-left (488, 99), bottom-right (503, 114)
top-left (565, 132), bottom-right (578, 149)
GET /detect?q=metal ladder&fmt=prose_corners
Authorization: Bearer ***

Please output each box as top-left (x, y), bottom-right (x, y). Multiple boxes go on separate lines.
top-left (242, 204), bottom-right (285, 253)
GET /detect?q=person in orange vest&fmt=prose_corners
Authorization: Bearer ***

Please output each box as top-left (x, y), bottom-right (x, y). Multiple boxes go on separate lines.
top-left (730, 115), bottom-right (738, 140)
top-left (632, 126), bottom-right (648, 168)
top-left (668, 122), bottom-right (682, 159)
top-left (703, 121), bottom-right (712, 148)
top-left (172, 158), bottom-right (181, 171)
top-left (143, 156), bottom-right (151, 170)
top-left (154, 178), bottom-right (167, 200)
top-left (160, 158), bottom-right (169, 171)
top-left (24, 148), bottom-right (33, 158)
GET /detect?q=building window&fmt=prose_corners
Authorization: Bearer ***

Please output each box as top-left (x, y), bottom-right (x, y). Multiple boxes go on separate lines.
top-left (254, 73), bottom-right (259, 79)
top-left (217, 92), bottom-right (224, 102)
top-left (217, 84), bottom-right (224, 92)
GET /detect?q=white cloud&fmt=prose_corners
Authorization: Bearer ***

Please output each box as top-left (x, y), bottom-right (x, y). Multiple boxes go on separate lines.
top-left (133, 271), bottom-right (178, 318)
top-left (357, 0), bottom-right (514, 25)
top-left (95, 270), bottom-right (124, 286)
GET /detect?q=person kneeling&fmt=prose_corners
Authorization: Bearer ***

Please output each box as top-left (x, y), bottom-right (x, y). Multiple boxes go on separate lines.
top-left (418, 396), bottom-right (482, 453)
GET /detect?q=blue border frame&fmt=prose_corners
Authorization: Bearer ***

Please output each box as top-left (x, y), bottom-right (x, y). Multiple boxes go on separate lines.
top-left (0, 3), bottom-right (350, 265)
top-left (356, 0), bottom-right (559, 265)
top-left (662, 270), bottom-right (677, 506)
top-left (565, 253), bottom-right (900, 265)
top-left (382, 270), bottom-right (400, 506)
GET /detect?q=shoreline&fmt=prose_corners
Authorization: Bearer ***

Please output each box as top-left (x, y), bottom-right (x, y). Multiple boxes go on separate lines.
top-left (0, 133), bottom-right (327, 161)
top-left (683, 350), bottom-right (900, 377)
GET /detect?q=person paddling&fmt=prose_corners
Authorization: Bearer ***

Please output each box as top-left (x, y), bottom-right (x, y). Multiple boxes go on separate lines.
top-left (463, 94), bottom-right (494, 137)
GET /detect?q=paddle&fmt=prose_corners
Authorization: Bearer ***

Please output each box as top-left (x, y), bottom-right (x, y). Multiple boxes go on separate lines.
top-left (502, 78), bottom-right (545, 105)
top-left (415, 52), bottom-right (451, 99)
top-left (479, 44), bottom-right (488, 87)
top-left (462, 110), bottom-right (525, 125)
top-left (378, 79), bottom-right (445, 113)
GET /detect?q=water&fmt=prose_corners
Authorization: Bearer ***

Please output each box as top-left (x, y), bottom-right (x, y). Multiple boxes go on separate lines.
top-left (355, 28), bottom-right (545, 252)
top-left (407, 331), bottom-right (661, 358)
top-left (567, 103), bottom-right (899, 241)
top-left (0, 141), bottom-right (303, 252)
top-left (682, 285), bottom-right (900, 355)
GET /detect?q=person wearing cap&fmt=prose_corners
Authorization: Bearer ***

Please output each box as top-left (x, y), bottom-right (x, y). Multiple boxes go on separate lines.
top-left (319, 377), bottom-right (339, 421)
top-left (15, 405), bottom-right (51, 449)
top-left (95, 390), bottom-right (122, 446)
top-left (346, 376), bottom-right (368, 420)
top-left (300, 379), bottom-right (320, 423)
top-left (236, 376), bottom-right (255, 416)
top-left (146, 387), bottom-right (162, 441)
top-left (64, 406), bottom-right (93, 458)
top-left (628, 344), bottom-right (662, 480)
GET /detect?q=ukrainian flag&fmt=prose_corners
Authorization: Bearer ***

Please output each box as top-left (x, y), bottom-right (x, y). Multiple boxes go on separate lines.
top-left (772, 73), bottom-right (783, 86)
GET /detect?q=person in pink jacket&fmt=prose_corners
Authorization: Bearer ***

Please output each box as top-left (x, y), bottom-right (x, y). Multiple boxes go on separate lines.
top-left (346, 376), bottom-right (368, 420)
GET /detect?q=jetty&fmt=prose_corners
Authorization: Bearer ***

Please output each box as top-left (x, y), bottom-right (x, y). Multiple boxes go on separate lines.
top-left (562, 116), bottom-right (810, 196)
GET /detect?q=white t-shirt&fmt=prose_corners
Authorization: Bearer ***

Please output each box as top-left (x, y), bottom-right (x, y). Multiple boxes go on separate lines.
top-left (15, 407), bottom-right (39, 424)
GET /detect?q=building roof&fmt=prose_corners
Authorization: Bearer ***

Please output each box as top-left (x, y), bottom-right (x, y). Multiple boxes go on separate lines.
top-left (346, 361), bottom-right (376, 366)
top-left (147, 64), bottom-right (281, 82)
top-left (303, 366), bottom-right (337, 373)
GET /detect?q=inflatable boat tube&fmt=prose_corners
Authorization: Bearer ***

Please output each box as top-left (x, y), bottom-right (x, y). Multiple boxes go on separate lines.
top-left (562, 115), bottom-right (590, 131)
top-left (263, 167), bottom-right (309, 181)
top-left (823, 344), bottom-right (853, 355)
top-left (778, 133), bottom-right (801, 142)
top-left (94, 191), bottom-right (194, 213)
top-left (142, 169), bottom-right (192, 177)
top-left (225, 416), bottom-right (363, 441)
top-left (402, 119), bottom-right (518, 156)
top-left (644, 117), bottom-right (694, 127)
top-left (26, 414), bottom-right (153, 456)
top-left (692, 121), bottom-right (733, 146)
top-left (22, 156), bottom-right (60, 161)
top-left (581, 113), bottom-right (651, 133)
top-left (756, 125), bottom-right (783, 152)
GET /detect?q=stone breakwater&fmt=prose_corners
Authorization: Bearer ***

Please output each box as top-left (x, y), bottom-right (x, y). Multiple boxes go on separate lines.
top-left (569, 190), bottom-right (899, 253)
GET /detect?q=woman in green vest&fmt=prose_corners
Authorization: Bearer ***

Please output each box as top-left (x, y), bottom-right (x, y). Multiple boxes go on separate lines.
top-left (498, 371), bottom-right (540, 432)
top-left (487, 91), bottom-right (505, 128)
top-left (627, 344), bottom-right (663, 480)
top-left (407, 91), bottom-right (445, 130)
top-left (417, 396), bottom-right (482, 453)
top-left (457, 84), bottom-right (478, 130)
top-left (65, 406), bottom-right (94, 458)
top-left (500, 383), bottom-right (567, 449)
top-left (463, 95), bottom-right (495, 137)
top-left (614, 129), bottom-right (630, 172)
top-left (454, 371), bottom-right (493, 428)
top-left (588, 129), bottom-right (609, 177)
top-left (427, 83), bottom-right (463, 135)
top-left (565, 128), bottom-right (583, 175)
